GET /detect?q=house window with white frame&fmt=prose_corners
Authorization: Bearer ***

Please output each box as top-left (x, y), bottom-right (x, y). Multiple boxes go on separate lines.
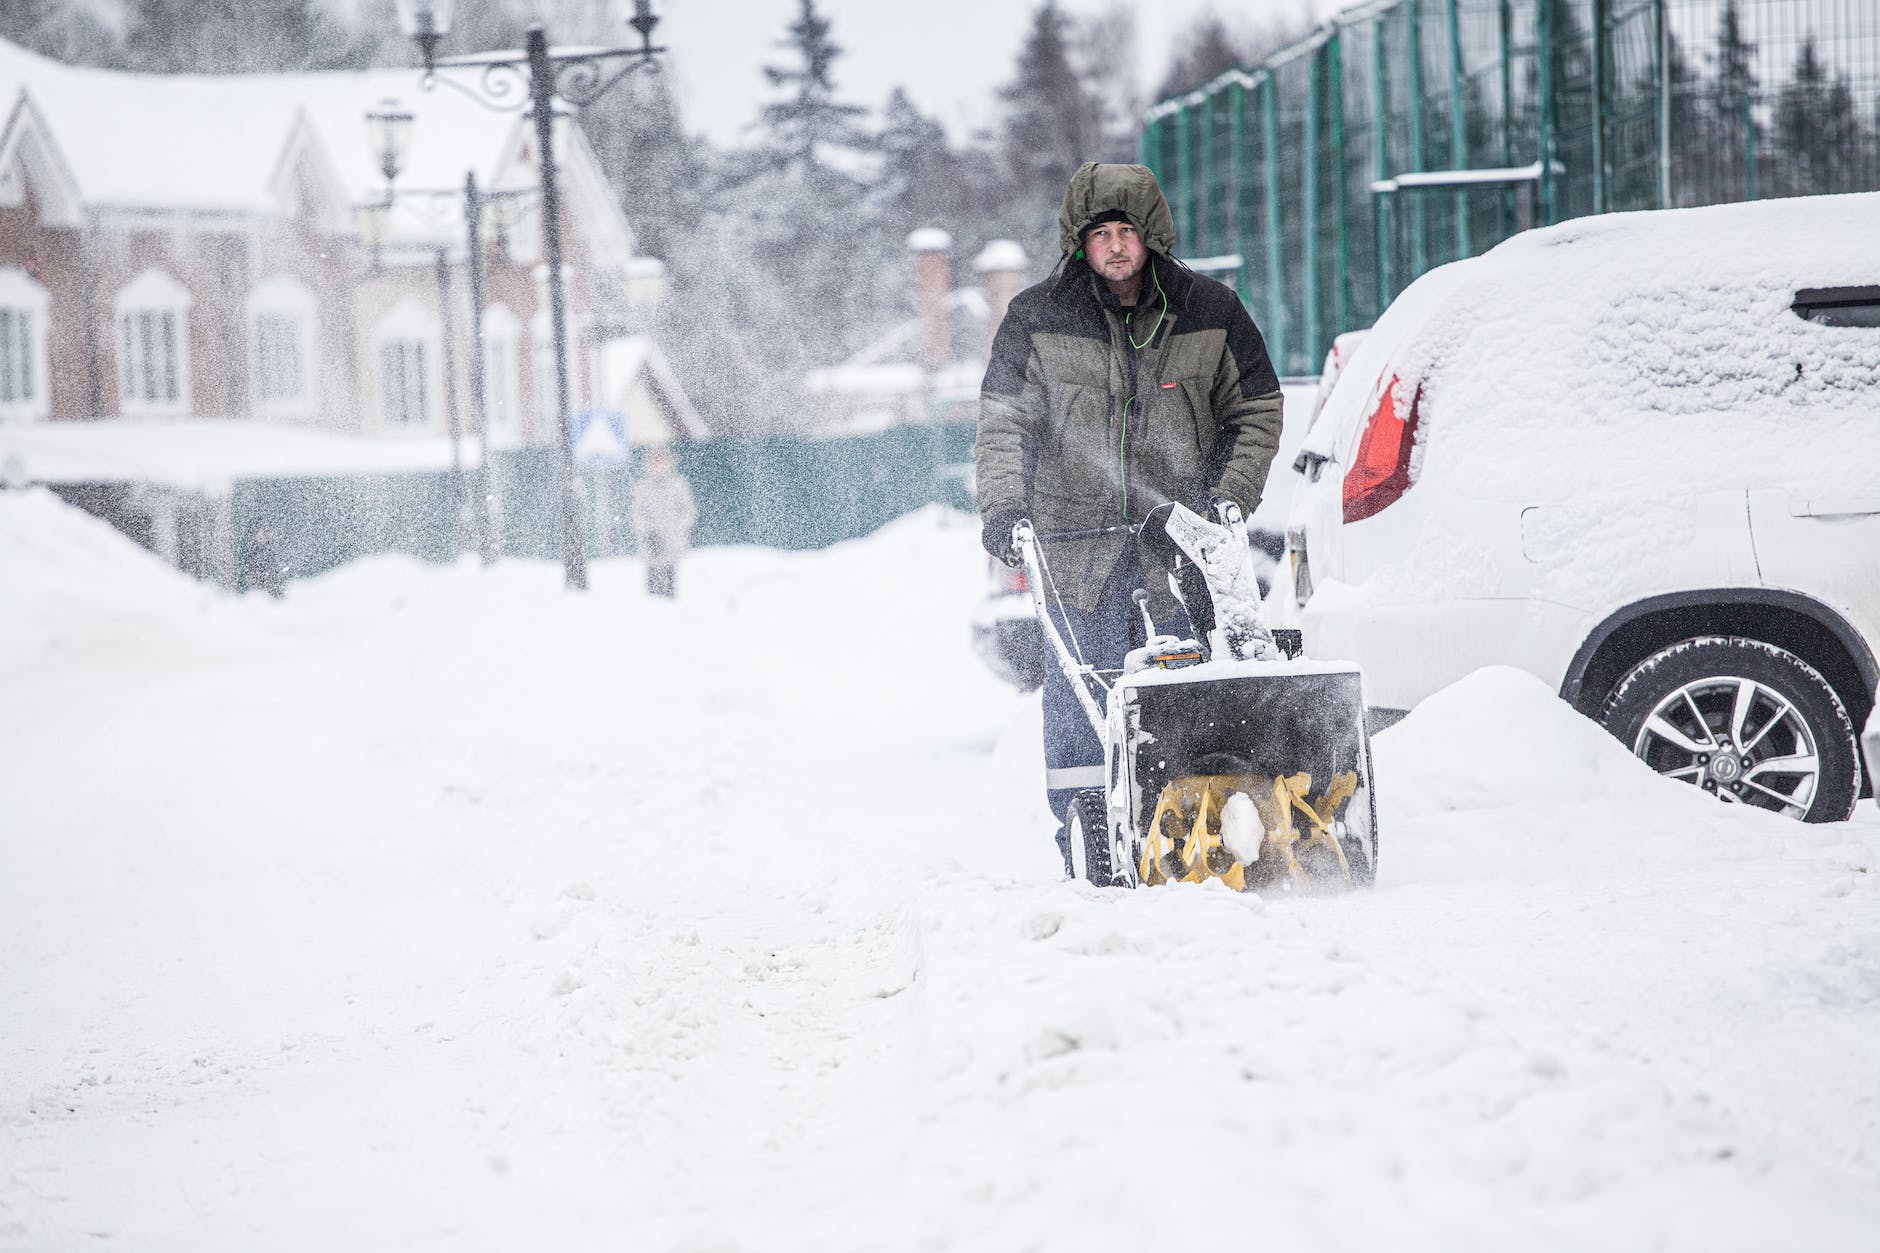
top-left (380, 339), bottom-right (429, 426)
top-left (115, 270), bottom-right (192, 418)
top-left (481, 304), bottom-right (522, 436)
top-left (0, 269), bottom-right (51, 424)
top-left (254, 314), bottom-right (302, 402)
top-left (0, 267), bottom-right (50, 421)
top-left (372, 299), bottom-right (440, 431)
top-left (247, 276), bottom-right (318, 417)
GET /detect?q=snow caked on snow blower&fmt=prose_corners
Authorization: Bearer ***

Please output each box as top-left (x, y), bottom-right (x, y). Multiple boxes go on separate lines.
top-left (1017, 502), bottom-right (1377, 891)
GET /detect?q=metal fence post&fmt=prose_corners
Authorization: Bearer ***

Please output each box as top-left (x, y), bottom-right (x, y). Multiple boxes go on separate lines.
top-left (1230, 79), bottom-right (1251, 307)
top-left (1179, 104), bottom-right (1197, 252)
top-left (1407, 0), bottom-right (1429, 275)
top-left (1592, 0), bottom-right (1609, 214)
top-left (1654, 0), bottom-right (1670, 208)
top-left (1200, 86), bottom-right (1217, 255)
top-left (1446, 0), bottom-right (1471, 258)
top-left (1304, 49), bottom-right (1322, 365)
top-left (1330, 30), bottom-right (1352, 337)
top-left (1499, 0), bottom-right (1517, 229)
top-left (1742, 90), bottom-right (1757, 200)
top-left (1537, 0), bottom-right (1557, 223)
top-left (1373, 25), bottom-right (1393, 308)
top-left (1261, 74), bottom-right (1286, 371)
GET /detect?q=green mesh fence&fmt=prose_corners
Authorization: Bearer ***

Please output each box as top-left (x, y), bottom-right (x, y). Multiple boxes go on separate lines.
top-left (228, 421), bottom-right (978, 589)
top-left (1143, 0), bottom-right (1880, 376)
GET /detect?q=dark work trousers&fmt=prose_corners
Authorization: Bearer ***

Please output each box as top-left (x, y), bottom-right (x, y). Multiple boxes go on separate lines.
top-left (647, 564), bottom-right (677, 598)
top-left (1039, 551), bottom-right (1192, 874)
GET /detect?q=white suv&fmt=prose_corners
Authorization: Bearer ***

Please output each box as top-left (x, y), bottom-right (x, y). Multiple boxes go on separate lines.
top-left (1274, 193), bottom-right (1880, 822)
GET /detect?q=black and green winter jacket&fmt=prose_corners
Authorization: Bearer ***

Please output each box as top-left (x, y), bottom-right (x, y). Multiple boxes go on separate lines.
top-left (975, 162), bottom-right (1284, 615)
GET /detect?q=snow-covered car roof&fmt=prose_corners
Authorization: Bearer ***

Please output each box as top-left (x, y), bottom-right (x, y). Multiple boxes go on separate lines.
top-left (1303, 192), bottom-right (1880, 504)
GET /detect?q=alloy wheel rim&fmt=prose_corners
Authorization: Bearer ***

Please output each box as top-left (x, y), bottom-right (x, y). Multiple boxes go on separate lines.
top-left (1630, 675), bottom-right (1820, 819)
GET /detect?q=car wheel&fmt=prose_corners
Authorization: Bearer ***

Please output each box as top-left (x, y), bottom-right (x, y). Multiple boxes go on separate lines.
top-left (1600, 636), bottom-right (1861, 822)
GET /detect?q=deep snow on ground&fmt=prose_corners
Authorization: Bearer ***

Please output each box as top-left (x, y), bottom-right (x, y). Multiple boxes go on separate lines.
top-left (2, 488), bottom-right (1877, 1252)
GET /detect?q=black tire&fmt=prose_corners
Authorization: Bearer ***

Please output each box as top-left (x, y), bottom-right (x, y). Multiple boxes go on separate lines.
top-left (1600, 636), bottom-right (1861, 823)
top-left (1067, 789), bottom-right (1116, 886)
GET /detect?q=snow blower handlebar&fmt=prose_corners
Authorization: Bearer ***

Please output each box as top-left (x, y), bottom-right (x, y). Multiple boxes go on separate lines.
top-left (1013, 519), bottom-right (1111, 738)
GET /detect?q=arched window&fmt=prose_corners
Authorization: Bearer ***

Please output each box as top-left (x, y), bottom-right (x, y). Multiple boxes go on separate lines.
top-left (373, 298), bottom-right (440, 429)
top-left (115, 270), bottom-right (192, 418)
top-left (481, 303), bottom-right (522, 439)
top-left (248, 275), bottom-right (318, 419)
top-left (0, 267), bottom-right (50, 422)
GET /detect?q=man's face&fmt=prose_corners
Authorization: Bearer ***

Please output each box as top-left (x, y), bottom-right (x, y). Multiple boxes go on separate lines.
top-left (1083, 220), bottom-right (1147, 285)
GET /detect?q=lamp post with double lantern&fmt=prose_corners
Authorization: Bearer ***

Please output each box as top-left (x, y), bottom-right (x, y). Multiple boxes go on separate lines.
top-left (392, 0), bottom-right (666, 591)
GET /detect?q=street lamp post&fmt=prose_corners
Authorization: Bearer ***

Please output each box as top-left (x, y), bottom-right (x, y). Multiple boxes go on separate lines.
top-left (394, 0), bottom-right (665, 592)
top-left (362, 112), bottom-right (537, 567)
top-left (365, 102), bottom-right (476, 560)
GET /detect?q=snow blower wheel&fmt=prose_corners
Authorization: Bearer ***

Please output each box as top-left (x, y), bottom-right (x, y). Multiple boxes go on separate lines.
top-left (1067, 789), bottom-right (1123, 886)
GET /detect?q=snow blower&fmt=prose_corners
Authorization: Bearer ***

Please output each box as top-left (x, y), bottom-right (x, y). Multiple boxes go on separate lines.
top-left (1016, 502), bottom-right (1377, 892)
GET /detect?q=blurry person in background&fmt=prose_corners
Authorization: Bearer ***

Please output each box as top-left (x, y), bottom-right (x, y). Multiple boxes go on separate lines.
top-left (630, 445), bottom-right (697, 598)
top-left (246, 524), bottom-right (285, 599)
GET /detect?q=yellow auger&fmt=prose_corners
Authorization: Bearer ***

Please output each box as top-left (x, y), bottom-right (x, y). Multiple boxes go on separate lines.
top-left (1139, 770), bottom-right (1360, 891)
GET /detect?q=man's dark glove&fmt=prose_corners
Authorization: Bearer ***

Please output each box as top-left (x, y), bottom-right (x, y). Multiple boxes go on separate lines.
top-left (981, 506), bottom-right (1027, 568)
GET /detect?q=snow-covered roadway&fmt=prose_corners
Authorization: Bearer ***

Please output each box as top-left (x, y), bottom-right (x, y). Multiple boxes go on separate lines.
top-left (2, 490), bottom-right (1876, 1251)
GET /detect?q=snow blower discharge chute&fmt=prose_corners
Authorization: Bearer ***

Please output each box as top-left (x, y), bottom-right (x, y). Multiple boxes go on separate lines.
top-left (1016, 502), bottom-right (1378, 891)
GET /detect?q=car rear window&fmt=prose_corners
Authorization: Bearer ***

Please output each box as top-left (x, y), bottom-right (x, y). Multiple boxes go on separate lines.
top-left (1792, 286), bottom-right (1880, 328)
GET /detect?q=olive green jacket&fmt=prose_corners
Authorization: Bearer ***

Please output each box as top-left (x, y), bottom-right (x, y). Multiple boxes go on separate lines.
top-left (976, 162), bottom-right (1284, 615)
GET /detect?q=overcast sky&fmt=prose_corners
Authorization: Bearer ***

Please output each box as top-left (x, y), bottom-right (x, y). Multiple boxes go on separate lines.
top-left (653, 0), bottom-right (1329, 149)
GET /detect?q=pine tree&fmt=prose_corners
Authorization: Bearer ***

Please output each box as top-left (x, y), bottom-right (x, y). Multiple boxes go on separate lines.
top-left (653, 0), bottom-right (896, 433)
top-left (583, 71), bottom-right (706, 263)
top-left (1066, 2), bottom-right (1143, 164)
top-left (997, 2), bottom-right (1102, 261)
top-left (1773, 37), bottom-right (1862, 197)
top-left (1154, 14), bottom-right (1244, 101)
top-left (0, 0), bottom-right (124, 67)
top-left (122, 0), bottom-right (359, 73)
top-left (874, 87), bottom-right (961, 235)
top-left (756, 0), bottom-right (870, 177)
top-left (1711, 0), bottom-right (1760, 200)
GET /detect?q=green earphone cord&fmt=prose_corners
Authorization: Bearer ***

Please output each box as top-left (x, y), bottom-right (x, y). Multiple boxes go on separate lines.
top-left (1119, 268), bottom-right (1170, 517)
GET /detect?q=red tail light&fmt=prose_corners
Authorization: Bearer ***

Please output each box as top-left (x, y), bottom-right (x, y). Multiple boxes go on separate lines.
top-left (1342, 373), bottom-right (1423, 523)
top-left (997, 561), bottom-right (1029, 595)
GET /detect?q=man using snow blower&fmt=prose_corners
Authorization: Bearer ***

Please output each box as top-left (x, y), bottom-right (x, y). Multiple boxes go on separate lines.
top-left (975, 162), bottom-right (1285, 876)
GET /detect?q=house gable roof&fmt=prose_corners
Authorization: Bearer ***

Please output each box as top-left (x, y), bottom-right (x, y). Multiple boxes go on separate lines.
top-left (599, 335), bottom-right (707, 440)
top-left (0, 91), bottom-right (85, 227)
top-left (0, 37), bottom-right (637, 263)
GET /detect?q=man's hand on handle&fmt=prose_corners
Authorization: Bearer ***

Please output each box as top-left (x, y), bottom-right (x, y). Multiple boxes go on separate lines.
top-left (981, 505), bottom-right (1028, 568)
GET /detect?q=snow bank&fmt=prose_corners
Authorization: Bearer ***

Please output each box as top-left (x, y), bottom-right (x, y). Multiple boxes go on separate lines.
top-left (0, 487), bottom-right (233, 669)
top-left (1369, 665), bottom-right (1845, 886)
top-left (4, 506), bottom-right (1877, 1252)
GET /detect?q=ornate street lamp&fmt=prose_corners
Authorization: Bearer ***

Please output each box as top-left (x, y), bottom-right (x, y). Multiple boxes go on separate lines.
top-left (359, 128), bottom-right (538, 567)
top-left (394, 0), bottom-right (665, 592)
top-left (365, 101), bottom-right (415, 184)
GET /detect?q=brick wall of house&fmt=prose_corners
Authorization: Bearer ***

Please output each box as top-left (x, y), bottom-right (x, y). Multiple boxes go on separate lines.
top-left (0, 188), bottom-right (90, 423)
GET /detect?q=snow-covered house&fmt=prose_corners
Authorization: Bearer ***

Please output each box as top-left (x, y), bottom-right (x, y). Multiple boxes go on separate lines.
top-left (804, 230), bottom-right (1029, 432)
top-left (0, 36), bottom-right (682, 453)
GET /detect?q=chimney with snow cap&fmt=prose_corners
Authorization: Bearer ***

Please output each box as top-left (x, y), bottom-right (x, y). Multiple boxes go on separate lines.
top-left (908, 228), bottom-right (953, 374)
top-left (974, 239), bottom-right (1028, 356)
